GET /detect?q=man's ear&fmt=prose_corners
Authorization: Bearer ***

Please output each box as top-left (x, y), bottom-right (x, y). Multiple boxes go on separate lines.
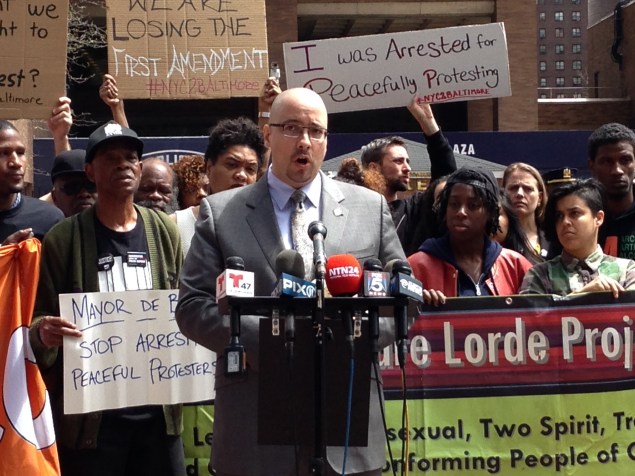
top-left (367, 161), bottom-right (380, 172)
top-left (85, 163), bottom-right (95, 183)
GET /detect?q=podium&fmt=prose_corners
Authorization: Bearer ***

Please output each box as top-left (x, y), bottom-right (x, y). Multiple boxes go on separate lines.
top-left (223, 296), bottom-right (420, 453)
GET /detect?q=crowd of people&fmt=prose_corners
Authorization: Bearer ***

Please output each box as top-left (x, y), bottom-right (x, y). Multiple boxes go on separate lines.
top-left (1, 73), bottom-right (635, 476)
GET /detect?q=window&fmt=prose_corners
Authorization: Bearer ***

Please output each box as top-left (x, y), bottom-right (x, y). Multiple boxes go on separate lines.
top-left (540, 61), bottom-right (547, 72)
top-left (539, 28), bottom-right (546, 39)
top-left (572, 44), bottom-right (581, 54)
top-left (540, 78), bottom-right (547, 87)
top-left (555, 60), bottom-right (565, 70)
top-left (572, 60), bottom-right (582, 70)
top-left (555, 28), bottom-right (564, 38)
top-left (555, 0), bottom-right (563, 4)
top-left (555, 44), bottom-right (565, 54)
top-left (572, 11), bottom-right (581, 21)
top-left (539, 12), bottom-right (546, 21)
top-left (540, 93), bottom-right (548, 99)
top-left (539, 45), bottom-right (547, 54)
top-left (572, 27), bottom-right (581, 37)
top-left (572, 77), bottom-right (582, 86)
top-left (573, 93), bottom-right (582, 98)
top-left (556, 93), bottom-right (566, 99)
top-left (555, 11), bottom-right (564, 21)
top-left (556, 77), bottom-right (565, 86)
top-left (571, 0), bottom-right (580, 4)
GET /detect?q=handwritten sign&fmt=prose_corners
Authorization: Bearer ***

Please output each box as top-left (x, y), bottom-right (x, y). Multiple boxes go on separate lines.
top-left (60, 289), bottom-right (216, 415)
top-left (0, 0), bottom-right (68, 119)
top-left (284, 23), bottom-right (511, 114)
top-left (106, 0), bottom-right (269, 100)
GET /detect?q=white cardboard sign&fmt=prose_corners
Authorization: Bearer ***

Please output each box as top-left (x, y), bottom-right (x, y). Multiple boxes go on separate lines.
top-left (60, 289), bottom-right (215, 415)
top-left (284, 23), bottom-right (511, 113)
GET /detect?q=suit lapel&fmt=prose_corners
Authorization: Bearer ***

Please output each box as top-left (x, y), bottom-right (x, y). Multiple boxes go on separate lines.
top-left (245, 177), bottom-right (284, 272)
top-left (320, 175), bottom-right (348, 257)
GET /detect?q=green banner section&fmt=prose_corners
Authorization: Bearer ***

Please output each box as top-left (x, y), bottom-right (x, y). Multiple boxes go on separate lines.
top-left (384, 392), bottom-right (635, 475)
top-left (182, 404), bottom-right (213, 476)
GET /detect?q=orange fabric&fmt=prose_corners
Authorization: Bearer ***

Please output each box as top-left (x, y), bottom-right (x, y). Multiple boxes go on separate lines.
top-left (0, 238), bottom-right (60, 476)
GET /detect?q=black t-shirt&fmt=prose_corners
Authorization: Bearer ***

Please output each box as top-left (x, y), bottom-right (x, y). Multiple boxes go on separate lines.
top-left (94, 214), bottom-right (158, 419)
top-left (94, 214), bottom-right (152, 292)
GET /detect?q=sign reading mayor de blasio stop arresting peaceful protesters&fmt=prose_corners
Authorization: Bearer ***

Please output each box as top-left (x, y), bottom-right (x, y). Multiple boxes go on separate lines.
top-left (0, 0), bottom-right (68, 119)
top-left (284, 23), bottom-right (511, 114)
top-left (106, 0), bottom-right (269, 100)
top-left (59, 290), bottom-right (216, 414)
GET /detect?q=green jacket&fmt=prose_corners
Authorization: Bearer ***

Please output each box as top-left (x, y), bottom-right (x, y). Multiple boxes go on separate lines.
top-left (30, 205), bottom-right (183, 449)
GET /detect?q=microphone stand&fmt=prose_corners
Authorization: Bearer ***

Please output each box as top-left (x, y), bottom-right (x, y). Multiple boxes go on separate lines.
top-left (311, 266), bottom-right (327, 476)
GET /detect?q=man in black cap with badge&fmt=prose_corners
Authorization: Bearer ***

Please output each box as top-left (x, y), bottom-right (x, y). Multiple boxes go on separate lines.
top-left (30, 121), bottom-right (185, 476)
top-left (50, 149), bottom-right (97, 217)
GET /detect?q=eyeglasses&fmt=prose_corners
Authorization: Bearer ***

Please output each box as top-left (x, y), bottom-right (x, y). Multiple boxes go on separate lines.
top-left (269, 123), bottom-right (328, 142)
top-left (59, 180), bottom-right (97, 196)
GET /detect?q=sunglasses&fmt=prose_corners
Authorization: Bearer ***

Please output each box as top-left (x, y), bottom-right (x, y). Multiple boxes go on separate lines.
top-left (59, 180), bottom-right (97, 196)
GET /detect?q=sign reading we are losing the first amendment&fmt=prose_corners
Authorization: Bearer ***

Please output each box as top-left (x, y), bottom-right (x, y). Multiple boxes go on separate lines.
top-left (60, 290), bottom-right (216, 415)
top-left (284, 23), bottom-right (511, 114)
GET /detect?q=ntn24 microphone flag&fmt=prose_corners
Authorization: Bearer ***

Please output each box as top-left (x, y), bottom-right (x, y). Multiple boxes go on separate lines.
top-left (0, 239), bottom-right (60, 476)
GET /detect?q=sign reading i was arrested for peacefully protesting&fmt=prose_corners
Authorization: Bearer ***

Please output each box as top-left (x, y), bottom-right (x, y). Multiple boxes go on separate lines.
top-left (106, 0), bottom-right (269, 100)
top-left (284, 23), bottom-right (511, 114)
top-left (60, 290), bottom-right (216, 414)
top-left (0, 0), bottom-right (68, 119)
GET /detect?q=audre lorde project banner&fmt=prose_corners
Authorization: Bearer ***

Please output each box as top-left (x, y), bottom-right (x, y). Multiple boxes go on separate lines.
top-left (381, 292), bottom-right (635, 475)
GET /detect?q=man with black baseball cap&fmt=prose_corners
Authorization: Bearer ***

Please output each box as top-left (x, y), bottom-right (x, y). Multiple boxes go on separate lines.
top-left (50, 149), bottom-right (97, 217)
top-left (30, 121), bottom-right (185, 476)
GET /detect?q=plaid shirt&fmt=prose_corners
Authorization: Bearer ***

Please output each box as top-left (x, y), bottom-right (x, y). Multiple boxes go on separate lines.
top-left (519, 245), bottom-right (635, 296)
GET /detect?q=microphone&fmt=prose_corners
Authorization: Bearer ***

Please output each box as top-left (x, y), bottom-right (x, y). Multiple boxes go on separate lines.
top-left (361, 259), bottom-right (390, 361)
top-left (271, 250), bottom-right (317, 299)
top-left (271, 250), bottom-right (316, 362)
top-left (325, 254), bottom-right (362, 355)
top-left (308, 221), bottom-right (328, 279)
top-left (216, 256), bottom-right (254, 376)
top-left (387, 259), bottom-right (423, 369)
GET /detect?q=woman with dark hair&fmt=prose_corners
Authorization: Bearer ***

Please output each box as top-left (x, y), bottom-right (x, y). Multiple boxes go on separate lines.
top-left (408, 167), bottom-right (533, 305)
top-left (520, 179), bottom-right (635, 296)
top-left (494, 194), bottom-right (544, 265)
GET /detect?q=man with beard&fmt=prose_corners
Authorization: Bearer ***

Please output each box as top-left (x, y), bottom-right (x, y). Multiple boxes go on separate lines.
top-left (0, 120), bottom-right (63, 243)
top-left (360, 96), bottom-right (455, 255)
top-left (135, 157), bottom-right (177, 213)
top-left (588, 123), bottom-right (635, 259)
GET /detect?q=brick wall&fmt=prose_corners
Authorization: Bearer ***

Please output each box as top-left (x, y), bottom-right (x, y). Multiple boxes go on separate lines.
top-left (538, 99), bottom-right (632, 130)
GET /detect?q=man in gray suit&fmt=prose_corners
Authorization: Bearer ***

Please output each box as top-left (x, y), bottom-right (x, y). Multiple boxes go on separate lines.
top-left (176, 88), bottom-right (405, 476)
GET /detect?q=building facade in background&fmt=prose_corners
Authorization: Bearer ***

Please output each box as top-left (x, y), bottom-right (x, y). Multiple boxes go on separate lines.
top-left (537, 0), bottom-right (588, 98)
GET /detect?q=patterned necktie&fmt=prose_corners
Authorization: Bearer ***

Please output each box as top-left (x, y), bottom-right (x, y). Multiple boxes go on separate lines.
top-left (290, 190), bottom-right (314, 280)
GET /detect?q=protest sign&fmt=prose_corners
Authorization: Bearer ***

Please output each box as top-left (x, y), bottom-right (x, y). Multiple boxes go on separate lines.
top-left (60, 289), bottom-right (216, 414)
top-left (106, 0), bottom-right (269, 99)
top-left (382, 292), bottom-right (635, 474)
top-left (0, 0), bottom-right (68, 119)
top-left (284, 22), bottom-right (511, 114)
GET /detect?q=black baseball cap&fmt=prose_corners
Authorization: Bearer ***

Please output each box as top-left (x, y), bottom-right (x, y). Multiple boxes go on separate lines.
top-left (85, 121), bottom-right (144, 164)
top-left (51, 149), bottom-right (87, 183)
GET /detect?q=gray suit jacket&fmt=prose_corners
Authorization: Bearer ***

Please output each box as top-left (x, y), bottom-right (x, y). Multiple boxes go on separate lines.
top-left (176, 173), bottom-right (405, 475)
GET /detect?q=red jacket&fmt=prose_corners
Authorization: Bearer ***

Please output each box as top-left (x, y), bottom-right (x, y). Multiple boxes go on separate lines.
top-left (408, 248), bottom-right (532, 297)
